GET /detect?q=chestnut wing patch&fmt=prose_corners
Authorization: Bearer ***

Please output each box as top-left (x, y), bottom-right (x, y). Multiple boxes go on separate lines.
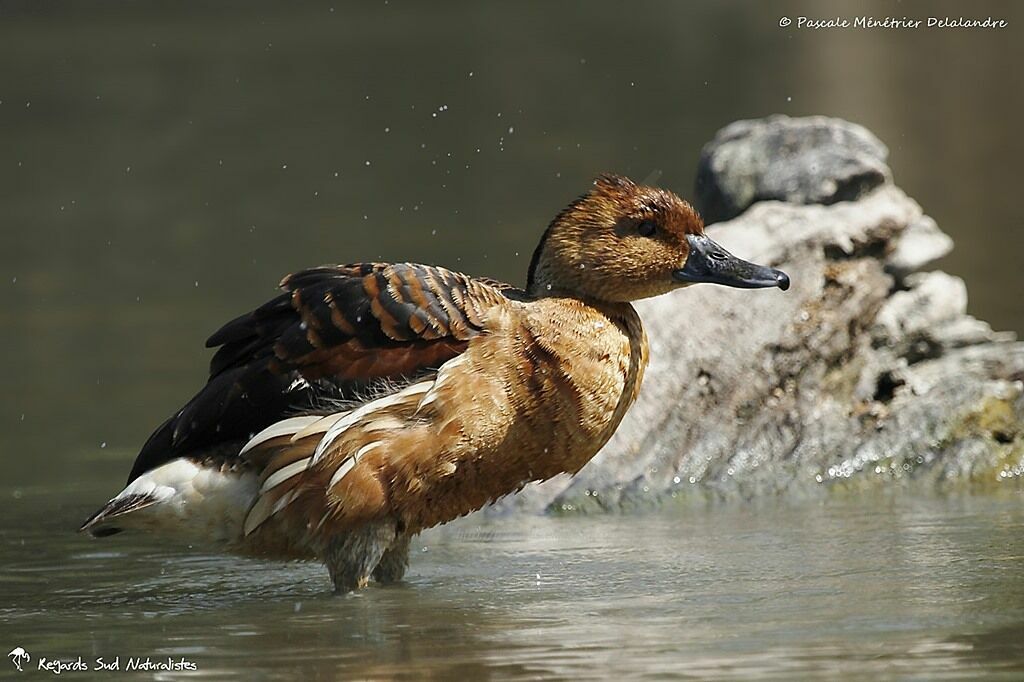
top-left (126, 262), bottom-right (516, 483)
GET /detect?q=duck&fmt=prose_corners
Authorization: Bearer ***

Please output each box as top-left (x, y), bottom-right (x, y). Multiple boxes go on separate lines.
top-left (81, 174), bottom-right (789, 592)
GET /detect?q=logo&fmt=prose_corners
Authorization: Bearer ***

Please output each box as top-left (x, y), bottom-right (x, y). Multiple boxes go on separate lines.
top-left (6, 647), bottom-right (198, 674)
top-left (8, 647), bottom-right (30, 672)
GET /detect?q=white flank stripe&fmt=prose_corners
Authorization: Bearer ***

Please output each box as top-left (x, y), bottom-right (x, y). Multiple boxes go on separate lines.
top-left (270, 488), bottom-right (301, 517)
top-left (312, 380), bottom-right (433, 464)
top-left (327, 441), bottom-right (384, 489)
top-left (327, 458), bottom-right (357, 490)
top-left (291, 412), bottom-right (350, 442)
top-left (243, 497), bottom-right (273, 537)
top-left (259, 457), bottom-right (311, 494)
top-left (243, 487), bottom-right (302, 537)
top-left (312, 411), bottom-right (369, 464)
top-left (419, 356), bottom-right (464, 410)
top-left (240, 416), bottom-right (321, 456)
top-left (362, 416), bottom-right (406, 432)
top-left (355, 441), bottom-right (384, 459)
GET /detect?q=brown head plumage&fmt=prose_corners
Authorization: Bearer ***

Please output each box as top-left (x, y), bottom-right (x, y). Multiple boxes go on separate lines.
top-left (527, 174), bottom-right (789, 302)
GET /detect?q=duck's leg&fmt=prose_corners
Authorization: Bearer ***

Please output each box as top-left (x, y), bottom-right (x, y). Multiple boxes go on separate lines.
top-left (372, 533), bottom-right (411, 584)
top-left (324, 520), bottom-right (397, 593)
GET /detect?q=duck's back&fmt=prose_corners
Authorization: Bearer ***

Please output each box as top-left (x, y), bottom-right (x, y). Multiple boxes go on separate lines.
top-left (124, 262), bottom-right (517, 483)
top-left (80, 262), bottom-right (518, 539)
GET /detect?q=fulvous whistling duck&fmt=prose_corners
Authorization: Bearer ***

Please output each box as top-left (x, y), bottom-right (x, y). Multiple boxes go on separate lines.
top-left (81, 174), bottom-right (789, 592)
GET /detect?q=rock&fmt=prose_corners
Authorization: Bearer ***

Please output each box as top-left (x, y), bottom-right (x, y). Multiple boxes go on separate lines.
top-left (499, 116), bottom-right (1024, 514)
top-left (694, 115), bottom-right (892, 224)
top-left (871, 271), bottom-right (967, 349)
top-left (886, 216), bottom-right (954, 277)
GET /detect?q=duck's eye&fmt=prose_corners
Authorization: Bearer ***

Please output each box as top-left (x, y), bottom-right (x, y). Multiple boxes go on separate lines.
top-left (709, 251), bottom-right (728, 261)
top-left (637, 220), bottom-right (658, 238)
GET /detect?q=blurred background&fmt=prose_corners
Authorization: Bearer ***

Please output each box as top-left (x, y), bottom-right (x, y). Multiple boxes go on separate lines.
top-left (1, 0), bottom-right (1021, 486)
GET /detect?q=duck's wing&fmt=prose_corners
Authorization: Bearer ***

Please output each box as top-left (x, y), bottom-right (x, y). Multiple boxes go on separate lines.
top-left (126, 262), bottom-right (520, 483)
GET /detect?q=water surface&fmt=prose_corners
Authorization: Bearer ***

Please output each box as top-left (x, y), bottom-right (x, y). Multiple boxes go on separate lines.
top-left (3, 476), bottom-right (1024, 679)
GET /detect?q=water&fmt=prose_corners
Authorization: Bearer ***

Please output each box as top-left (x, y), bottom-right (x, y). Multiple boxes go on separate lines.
top-left (4, 477), bottom-right (1024, 679)
top-left (2, 1), bottom-right (1023, 678)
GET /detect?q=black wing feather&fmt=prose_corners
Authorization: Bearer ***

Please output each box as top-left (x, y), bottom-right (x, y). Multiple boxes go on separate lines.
top-left (126, 262), bottom-right (519, 483)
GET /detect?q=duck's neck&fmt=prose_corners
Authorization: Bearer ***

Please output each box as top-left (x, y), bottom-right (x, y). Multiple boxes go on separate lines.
top-left (526, 233), bottom-right (599, 301)
top-left (526, 256), bottom-right (632, 304)
top-left (526, 269), bottom-right (607, 303)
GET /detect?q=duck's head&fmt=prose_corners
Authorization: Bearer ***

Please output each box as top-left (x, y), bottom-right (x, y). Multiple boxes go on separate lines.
top-left (526, 174), bottom-right (790, 302)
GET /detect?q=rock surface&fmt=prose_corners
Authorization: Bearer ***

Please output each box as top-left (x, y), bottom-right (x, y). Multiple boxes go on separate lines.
top-left (503, 115), bottom-right (1024, 513)
top-left (695, 115), bottom-right (892, 224)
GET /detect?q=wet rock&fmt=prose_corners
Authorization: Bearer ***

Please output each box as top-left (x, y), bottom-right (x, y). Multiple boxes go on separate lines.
top-left (695, 115), bottom-right (892, 224)
top-left (503, 116), bottom-right (1024, 514)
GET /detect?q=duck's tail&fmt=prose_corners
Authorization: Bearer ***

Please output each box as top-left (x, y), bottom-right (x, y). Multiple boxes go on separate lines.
top-left (79, 493), bottom-right (160, 537)
top-left (78, 457), bottom-right (259, 545)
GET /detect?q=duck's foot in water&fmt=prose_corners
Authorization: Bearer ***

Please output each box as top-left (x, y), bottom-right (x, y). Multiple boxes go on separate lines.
top-left (324, 520), bottom-right (399, 593)
top-left (372, 534), bottom-right (411, 585)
